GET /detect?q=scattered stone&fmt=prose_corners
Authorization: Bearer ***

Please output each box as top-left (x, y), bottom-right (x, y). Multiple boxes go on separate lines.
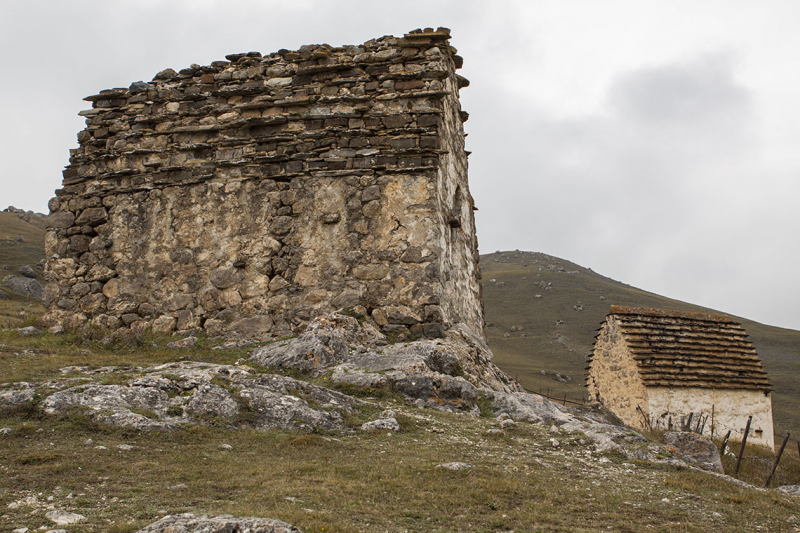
top-left (15, 326), bottom-right (42, 336)
top-left (83, 438), bottom-right (93, 446)
top-left (167, 336), bottom-right (197, 349)
top-left (499, 419), bottom-right (516, 429)
top-left (778, 485), bottom-right (800, 496)
top-left (0, 427), bottom-right (13, 435)
top-left (12, 527), bottom-right (28, 533)
top-left (135, 513), bottom-right (303, 532)
top-left (2, 275), bottom-right (42, 299)
top-left (0, 384), bottom-right (35, 409)
top-left (219, 444), bottom-right (233, 450)
top-left (661, 432), bottom-right (723, 473)
top-left (39, 361), bottom-right (363, 433)
top-left (118, 444), bottom-right (134, 451)
top-left (550, 438), bottom-right (560, 448)
top-left (436, 462), bottom-right (472, 471)
top-left (253, 313), bottom-right (519, 413)
top-left (168, 484), bottom-right (188, 491)
top-left (486, 429), bottom-right (503, 436)
top-left (45, 510), bottom-right (85, 525)
top-left (361, 418), bottom-right (400, 432)
top-left (17, 265), bottom-right (36, 278)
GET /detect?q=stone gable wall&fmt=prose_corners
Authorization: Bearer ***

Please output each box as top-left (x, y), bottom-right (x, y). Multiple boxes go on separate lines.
top-left (42, 28), bottom-right (484, 340)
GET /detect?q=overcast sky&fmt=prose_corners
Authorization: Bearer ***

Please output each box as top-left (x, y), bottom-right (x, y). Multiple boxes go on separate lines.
top-left (1, 0), bottom-right (798, 330)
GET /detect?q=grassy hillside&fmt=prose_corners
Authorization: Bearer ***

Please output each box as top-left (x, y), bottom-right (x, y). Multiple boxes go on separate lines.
top-left (481, 250), bottom-right (800, 441)
top-left (0, 210), bottom-right (46, 283)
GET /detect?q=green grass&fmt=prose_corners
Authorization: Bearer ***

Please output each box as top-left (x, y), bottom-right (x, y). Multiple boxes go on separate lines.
top-left (481, 250), bottom-right (800, 447)
top-left (2, 393), bottom-right (799, 532)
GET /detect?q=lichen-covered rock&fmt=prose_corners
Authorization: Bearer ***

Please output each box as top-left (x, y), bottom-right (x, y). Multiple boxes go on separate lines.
top-left (0, 383), bottom-right (36, 409)
top-left (361, 417), bottom-right (400, 431)
top-left (662, 431), bottom-right (724, 473)
top-left (136, 513), bottom-right (302, 533)
top-left (36, 361), bottom-right (365, 433)
top-left (487, 390), bottom-right (573, 425)
top-left (41, 384), bottom-right (178, 431)
top-left (18, 265), bottom-right (36, 278)
top-left (252, 313), bottom-right (519, 412)
top-left (3, 275), bottom-right (42, 299)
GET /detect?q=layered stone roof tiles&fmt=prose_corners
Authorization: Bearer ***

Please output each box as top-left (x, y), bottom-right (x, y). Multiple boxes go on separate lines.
top-left (599, 306), bottom-right (771, 391)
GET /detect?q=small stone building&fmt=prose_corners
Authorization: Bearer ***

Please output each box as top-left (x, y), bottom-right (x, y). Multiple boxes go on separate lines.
top-left (587, 306), bottom-right (774, 450)
top-left (42, 28), bottom-right (484, 340)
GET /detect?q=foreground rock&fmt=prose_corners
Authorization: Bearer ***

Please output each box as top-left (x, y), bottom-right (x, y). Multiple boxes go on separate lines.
top-left (18, 265), bottom-right (36, 279)
top-left (45, 510), bottom-right (85, 525)
top-left (137, 513), bottom-right (302, 533)
top-left (662, 431), bottom-right (724, 473)
top-left (38, 361), bottom-right (363, 432)
top-left (2, 275), bottom-right (43, 299)
top-left (252, 313), bottom-right (520, 413)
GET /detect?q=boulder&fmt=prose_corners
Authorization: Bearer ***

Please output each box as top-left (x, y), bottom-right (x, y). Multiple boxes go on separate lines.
top-left (18, 265), bottom-right (36, 278)
top-left (136, 514), bottom-right (302, 533)
top-left (45, 510), bottom-right (85, 526)
top-left (0, 383), bottom-right (35, 409)
top-left (251, 313), bottom-right (520, 413)
top-left (37, 362), bottom-right (364, 433)
top-left (662, 431), bottom-right (724, 473)
top-left (3, 275), bottom-right (43, 299)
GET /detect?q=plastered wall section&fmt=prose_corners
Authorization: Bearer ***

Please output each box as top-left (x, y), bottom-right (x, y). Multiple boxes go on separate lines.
top-left (647, 387), bottom-right (774, 450)
top-left (587, 318), bottom-right (650, 428)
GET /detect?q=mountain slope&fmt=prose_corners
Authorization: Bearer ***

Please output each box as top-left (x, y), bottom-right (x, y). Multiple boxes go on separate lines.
top-left (0, 209), bottom-right (46, 281)
top-left (481, 250), bottom-right (800, 440)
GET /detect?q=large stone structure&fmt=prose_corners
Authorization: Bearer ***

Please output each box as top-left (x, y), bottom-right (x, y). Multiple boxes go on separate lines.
top-left (43, 28), bottom-right (484, 340)
top-left (587, 306), bottom-right (774, 449)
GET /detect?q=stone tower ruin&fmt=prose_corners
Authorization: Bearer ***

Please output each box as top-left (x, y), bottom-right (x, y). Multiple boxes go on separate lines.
top-left (43, 28), bottom-right (484, 340)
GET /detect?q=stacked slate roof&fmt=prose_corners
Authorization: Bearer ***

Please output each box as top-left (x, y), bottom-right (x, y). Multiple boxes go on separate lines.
top-left (595, 306), bottom-right (771, 392)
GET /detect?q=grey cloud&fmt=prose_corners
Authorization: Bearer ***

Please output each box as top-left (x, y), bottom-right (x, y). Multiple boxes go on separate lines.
top-left (468, 53), bottom-right (798, 328)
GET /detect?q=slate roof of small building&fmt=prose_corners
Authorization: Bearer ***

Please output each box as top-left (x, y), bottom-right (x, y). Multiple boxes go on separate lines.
top-left (594, 306), bottom-right (771, 392)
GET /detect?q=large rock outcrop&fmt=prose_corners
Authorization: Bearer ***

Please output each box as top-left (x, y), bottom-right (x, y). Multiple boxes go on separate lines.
top-left (251, 313), bottom-right (520, 412)
top-left (137, 514), bottom-right (302, 533)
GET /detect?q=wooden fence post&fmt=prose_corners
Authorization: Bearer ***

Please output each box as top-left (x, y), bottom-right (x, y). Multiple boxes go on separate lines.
top-left (720, 430), bottom-right (732, 455)
top-left (765, 433), bottom-right (790, 487)
top-left (734, 415), bottom-right (753, 477)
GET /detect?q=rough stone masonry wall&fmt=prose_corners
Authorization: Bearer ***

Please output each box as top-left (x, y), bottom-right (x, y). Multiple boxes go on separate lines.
top-left (42, 28), bottom-right (484, 340)
top-left (587, 317), bottom-right (650, 428)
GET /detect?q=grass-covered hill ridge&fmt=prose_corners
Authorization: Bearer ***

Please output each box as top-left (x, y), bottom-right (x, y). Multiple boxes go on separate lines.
top-left (481, 250), bottom-right (800, 441)
top-left (0, 207), bottom-right (46, 281)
